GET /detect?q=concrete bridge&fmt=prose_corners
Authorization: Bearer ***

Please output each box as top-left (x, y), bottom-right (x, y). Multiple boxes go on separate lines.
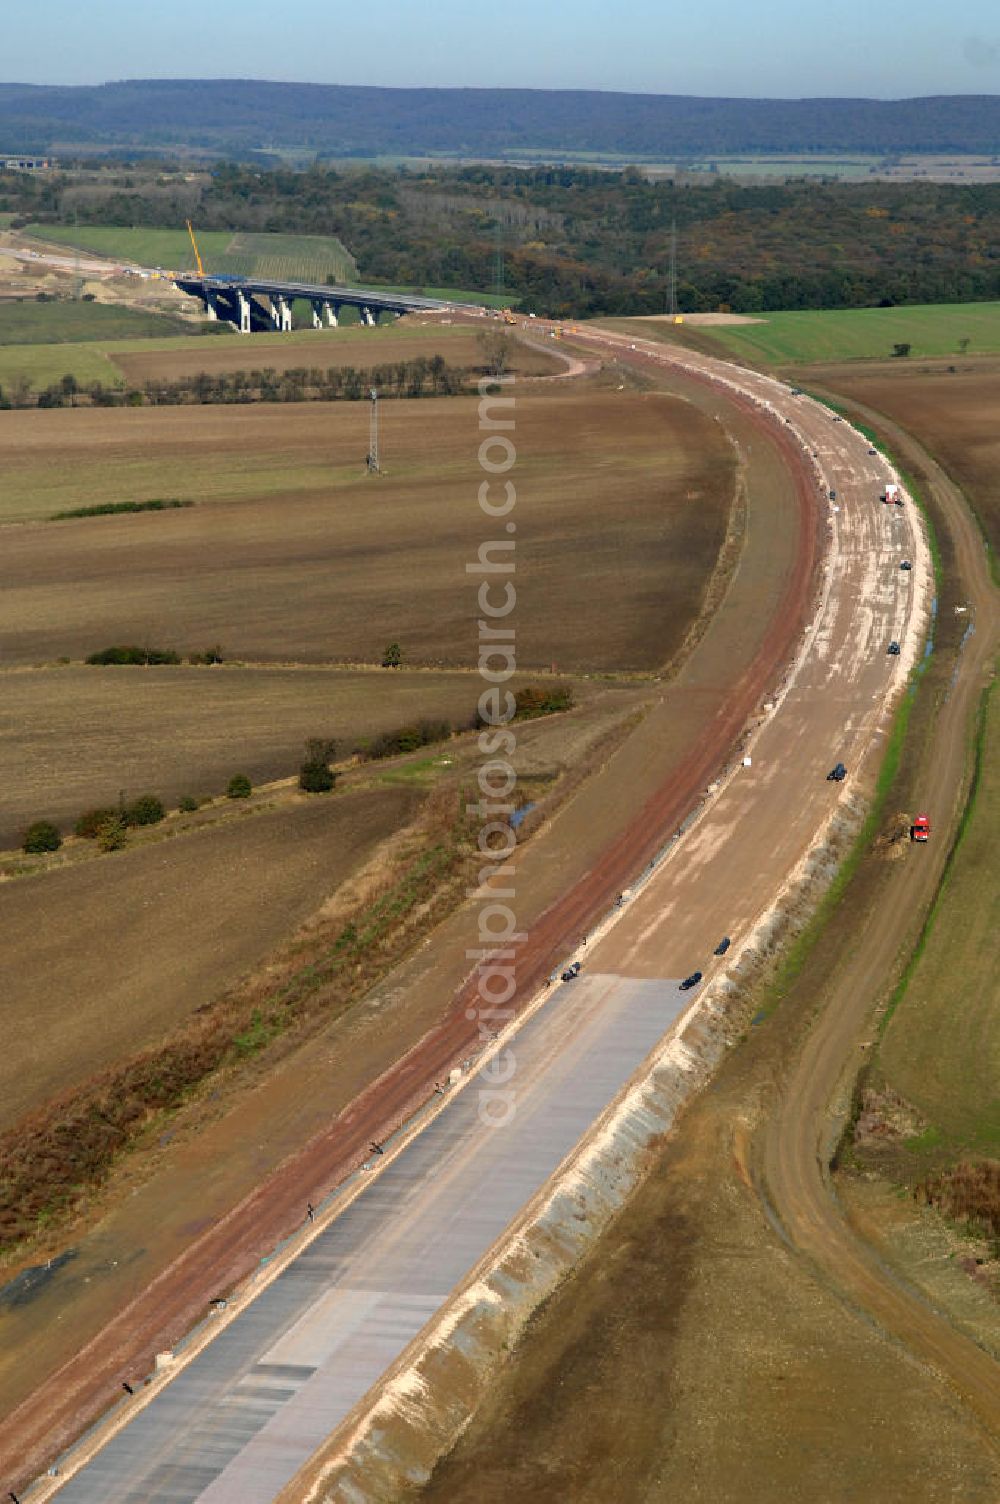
top-left (172, 273), bottom-right (466, 333)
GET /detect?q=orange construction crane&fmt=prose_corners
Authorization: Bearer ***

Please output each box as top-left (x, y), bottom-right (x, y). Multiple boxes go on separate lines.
top-left (186, 219), bottom-right (205, 277)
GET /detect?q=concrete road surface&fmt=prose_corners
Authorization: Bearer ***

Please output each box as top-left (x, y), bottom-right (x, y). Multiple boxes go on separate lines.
top-left (43, 340), bottom-right (923, 1502)
top-left (50, 977), bottom-right (686, 1503)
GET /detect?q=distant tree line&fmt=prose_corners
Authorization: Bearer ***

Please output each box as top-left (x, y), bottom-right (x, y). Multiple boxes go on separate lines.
top-left (6, 160), bottom-right (1000, 316)
top-left (135, 354), bottom-right (463, 406)
top-left (2, 81), bottom-right (1000, 156)
top-left (0, 355), bottom-right (465, 410)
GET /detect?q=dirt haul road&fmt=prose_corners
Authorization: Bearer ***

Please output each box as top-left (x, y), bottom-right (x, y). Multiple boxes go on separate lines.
top-left (567, 327), bottom-right (1000, 1437)
top-left (12, 330), bottom-right (930, 1498)
top-left (755, 395), bottom-right (1000, 1437)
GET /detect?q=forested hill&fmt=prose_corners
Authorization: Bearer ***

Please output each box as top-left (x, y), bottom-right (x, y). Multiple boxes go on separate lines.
top-left (2, 80), bottom-right (1000, 156)
top-left (8, 163), bottom-right (1000, 316)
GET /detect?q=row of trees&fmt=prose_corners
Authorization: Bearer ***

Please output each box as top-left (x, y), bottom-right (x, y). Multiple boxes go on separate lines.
top-left (1, 355), bottom-right (466, 411)
top-left (137, 354), bottom-right (464, 406)
top-left (20, 686), bottom-right (576, 854)
top-left (22, 775), bottom-right (255, 854)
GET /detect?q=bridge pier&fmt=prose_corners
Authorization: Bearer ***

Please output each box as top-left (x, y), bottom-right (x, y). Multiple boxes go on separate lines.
top-left (311, 299), bottom-right (341, 330)
top-left (361, 305), bottom-right (375, 326)
top-left (236, 289), bottom-right (251, 334)
top-left (270, 294), bottom-right (293, 332)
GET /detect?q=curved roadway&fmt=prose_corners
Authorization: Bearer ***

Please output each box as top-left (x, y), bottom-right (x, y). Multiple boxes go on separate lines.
top-left (21, 329), bottom-right (939, 1501)
top-left (1, 328), bottom-right (822, 1493)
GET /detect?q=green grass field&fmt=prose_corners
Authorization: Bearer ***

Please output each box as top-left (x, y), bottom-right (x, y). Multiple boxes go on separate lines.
top-left (0, 299), bottom-right (196, 346)
top-left (875, 685), bottom-right (999, 1158)
top-left (25, 224), bottom-right (233, 271)
top-left (0, 342), bottom-right (124, 392)
top-left (25, 225), bottom-right (357, 283)
top-left (699, 302), bottom-right (1000, 365)
top-left (690, 155), bottom-right (881, 179)
top-left (220, 230), bottom-right (357, 283)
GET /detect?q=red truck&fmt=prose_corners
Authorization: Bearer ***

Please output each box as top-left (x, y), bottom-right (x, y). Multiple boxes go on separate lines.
top-left (911, 814), bottom-right (930, 842)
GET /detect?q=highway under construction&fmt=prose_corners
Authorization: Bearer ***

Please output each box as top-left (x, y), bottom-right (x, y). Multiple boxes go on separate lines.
top-left (27, 327), bottom-right (932, 1501)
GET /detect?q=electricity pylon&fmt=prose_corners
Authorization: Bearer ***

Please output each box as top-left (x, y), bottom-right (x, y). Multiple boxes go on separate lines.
top-left (367, 388), bottom-right (380, 473)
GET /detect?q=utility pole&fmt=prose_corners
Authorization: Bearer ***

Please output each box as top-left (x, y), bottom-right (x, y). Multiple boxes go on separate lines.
top-left (366, 388), bottom-right (380, 473)
top-left (73, 208), bottom-right (83, 302)
top-left (667, 217), bottom-right (678, 320)
top-left (493, 218), bottom-right (505, 301)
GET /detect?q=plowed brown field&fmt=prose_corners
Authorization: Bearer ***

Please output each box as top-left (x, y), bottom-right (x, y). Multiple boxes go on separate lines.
top-left (0, 387), bottom-right (734, 673)
top-left (1, 664), bottom-right (490, 843)
top-left (110, 325), bottom-right (559, 385)
top-left (0, 785), bottom-right (419, 1132)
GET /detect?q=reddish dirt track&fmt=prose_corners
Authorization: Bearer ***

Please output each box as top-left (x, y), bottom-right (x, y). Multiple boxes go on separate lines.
top-left (0, 347), bottom-right (820, 1490)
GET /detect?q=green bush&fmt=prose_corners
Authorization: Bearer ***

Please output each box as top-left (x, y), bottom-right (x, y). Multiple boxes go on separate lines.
top-left (227, 773), bottom-right (252, 799)
top-left (96, 815), bottom-right (128, 852)
top-left (85, 645), bottom-right (181, 666)
top-left (178, 795), bottom-right (199, 813)
top-left (22, 820), bottom-right (62, 854)
top-left (476, 684), bottom-right (575, 725)
top-left (188, 643), bottom-right (224, 665)
top-left (299, 736), bottom-right (336, 792)
top-left (356, 717), bottom-right (452, 762)
top-left (75, 806), bottom-right (117, 839)
top-left (299, 761), bottom-right (336, 793)
top-left (382, 641), bottom-right (403, 668)
top-left (51, 498), bottom-right (192, 521)
top-left (123, 793), bottom-right (165, 827)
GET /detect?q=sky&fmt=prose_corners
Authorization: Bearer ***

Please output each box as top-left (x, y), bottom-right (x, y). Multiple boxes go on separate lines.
top-left (4, 0), bottom-right (1000, 96)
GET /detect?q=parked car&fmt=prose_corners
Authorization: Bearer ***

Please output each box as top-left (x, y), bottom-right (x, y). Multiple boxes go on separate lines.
top-left (714, 937), bottom-right (731, 955)
top-left (560, 961), bottom-right (582, 982)
top-left (827, 763), bottom-right (847, 782)
top-left (888, 641), bottom-right (901, 656)
top-left (900, 559), bottom-right (913, 571)
top-left (679, 971), bottom-right (703, 991)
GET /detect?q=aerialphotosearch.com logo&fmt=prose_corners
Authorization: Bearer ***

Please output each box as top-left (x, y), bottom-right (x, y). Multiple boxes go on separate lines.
top-left (466, 371), bottom-right (521, 1129)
